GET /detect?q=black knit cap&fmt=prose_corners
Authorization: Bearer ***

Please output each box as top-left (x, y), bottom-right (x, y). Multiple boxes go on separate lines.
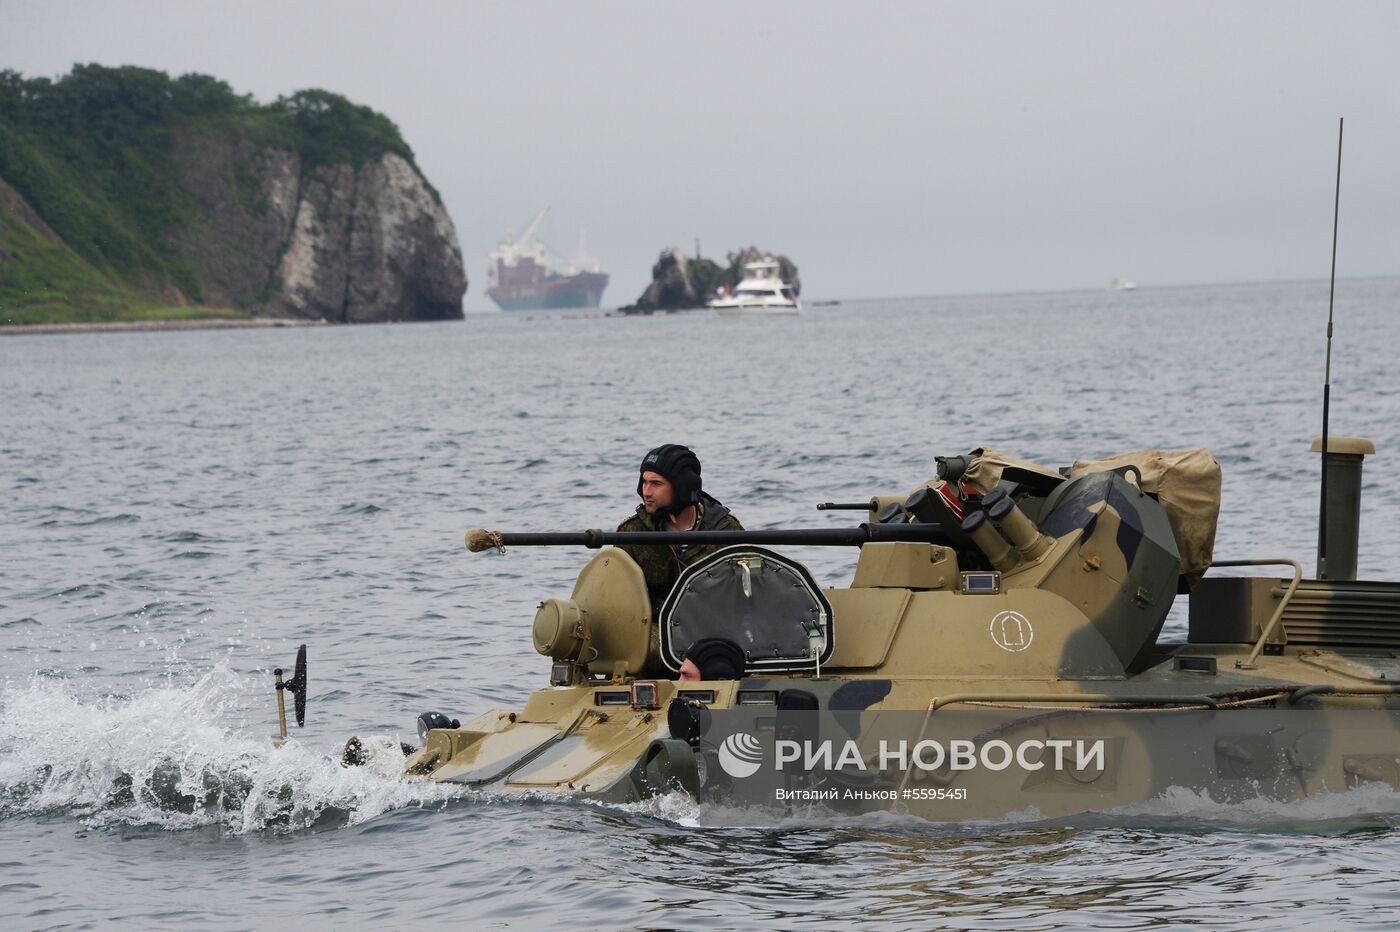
top-left (637, 444), bottom-right (702, 509)
top-left (683, 638), bottom-right (746, 680)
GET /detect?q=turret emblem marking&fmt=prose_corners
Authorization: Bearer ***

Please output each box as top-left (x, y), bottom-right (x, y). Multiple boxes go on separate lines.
top-left (990, 611), bottom-right (1034, 652)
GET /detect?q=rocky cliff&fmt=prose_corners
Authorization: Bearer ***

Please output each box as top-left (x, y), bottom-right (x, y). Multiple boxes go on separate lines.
top-left (630, 249), bottom-right (703, 311)
top-left (0, 66), bottom-right (466, 324)
top-left (169, 131), bottom-right (465, 322)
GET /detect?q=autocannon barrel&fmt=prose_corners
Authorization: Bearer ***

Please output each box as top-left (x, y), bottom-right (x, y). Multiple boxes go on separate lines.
top-left (465, 524), bottom-right (955, 553)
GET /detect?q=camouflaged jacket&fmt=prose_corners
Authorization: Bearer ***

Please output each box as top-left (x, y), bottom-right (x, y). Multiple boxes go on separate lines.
top-left (616, 493), bottom-right (743, 610)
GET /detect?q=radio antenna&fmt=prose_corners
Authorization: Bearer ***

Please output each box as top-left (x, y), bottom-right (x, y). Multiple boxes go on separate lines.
top-left (1317, 117), bottom-right (1344, 579)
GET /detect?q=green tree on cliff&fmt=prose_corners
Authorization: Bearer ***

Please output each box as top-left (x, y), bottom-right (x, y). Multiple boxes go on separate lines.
top-left (0, 65), bottom-right (421, 319)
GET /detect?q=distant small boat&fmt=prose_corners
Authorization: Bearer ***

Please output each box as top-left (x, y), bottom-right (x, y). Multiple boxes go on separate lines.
top-left (709, 258), bottom-right (801, 316)
top-left (1109, 279), bottom-right (1138, 292)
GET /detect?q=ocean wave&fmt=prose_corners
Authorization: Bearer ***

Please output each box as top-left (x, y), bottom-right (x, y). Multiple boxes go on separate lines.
top-left (337, 503), bottom-right (384, 515)
top-left (38, 513), bottom-right (142, 528)
top-left (159, 530), bottom-right (224, 544)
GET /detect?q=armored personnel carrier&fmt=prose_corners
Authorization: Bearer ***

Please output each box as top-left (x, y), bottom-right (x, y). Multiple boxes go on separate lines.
top-left (339, 440), bottom-right (1400, 821)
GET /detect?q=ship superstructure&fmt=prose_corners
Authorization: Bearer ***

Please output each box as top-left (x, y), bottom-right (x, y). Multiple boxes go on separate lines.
top-left (708, 257), bottom-right (801, 316)
top-left (486, 207), bottom-right (609, 311)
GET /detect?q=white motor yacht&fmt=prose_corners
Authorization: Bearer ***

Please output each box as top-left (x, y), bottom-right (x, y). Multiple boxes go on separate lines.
top-left (709, 259), bottom-right (801, 316)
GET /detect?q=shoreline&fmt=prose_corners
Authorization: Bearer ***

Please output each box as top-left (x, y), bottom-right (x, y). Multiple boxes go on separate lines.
top-left (0, 317), bottom-right (328, 337)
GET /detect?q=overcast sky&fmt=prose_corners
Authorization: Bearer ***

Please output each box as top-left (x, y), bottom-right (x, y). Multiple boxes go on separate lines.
top-left (2, 1), bottom-right (1397, 308)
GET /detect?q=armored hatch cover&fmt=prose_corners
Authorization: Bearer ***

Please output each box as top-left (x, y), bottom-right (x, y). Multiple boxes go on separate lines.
top-left (657, 546), bottom-right (834, 673)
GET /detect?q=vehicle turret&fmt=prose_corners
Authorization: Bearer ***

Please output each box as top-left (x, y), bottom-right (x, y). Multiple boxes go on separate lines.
top-left (465, 449), bottom-right (1195, 682)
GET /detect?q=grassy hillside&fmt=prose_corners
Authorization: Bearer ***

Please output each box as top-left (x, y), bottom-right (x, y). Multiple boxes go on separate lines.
top-left (0, 65), bottom-right (418, 324)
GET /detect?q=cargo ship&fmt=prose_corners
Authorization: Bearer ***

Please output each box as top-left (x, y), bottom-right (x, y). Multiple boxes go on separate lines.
top-left (485, 207), bottom-right (609, 311)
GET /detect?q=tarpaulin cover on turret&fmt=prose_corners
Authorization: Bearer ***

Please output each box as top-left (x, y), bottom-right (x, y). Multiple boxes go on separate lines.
top-left (959, 447), bottom-right (1067, 496)
top-left (1069, 449), bottom-right (1221, 586)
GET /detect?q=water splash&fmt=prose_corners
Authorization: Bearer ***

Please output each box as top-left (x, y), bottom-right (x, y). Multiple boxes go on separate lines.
top-left (592, 788), bottom-right (704, 828)
top-left (0, 668), bottom-right (464, 834)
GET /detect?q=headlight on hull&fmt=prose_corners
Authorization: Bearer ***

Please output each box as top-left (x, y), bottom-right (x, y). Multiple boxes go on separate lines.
top-left (533, 598), bottom-right (586, 660)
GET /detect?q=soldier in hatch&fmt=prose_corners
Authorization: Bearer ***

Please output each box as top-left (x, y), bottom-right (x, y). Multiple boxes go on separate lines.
top-left (617, 444), bottom-right (743, 608)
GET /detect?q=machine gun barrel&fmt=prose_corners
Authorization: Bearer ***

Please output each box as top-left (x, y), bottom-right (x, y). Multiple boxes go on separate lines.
top-left (815, 502), bottom-right (872, 511)
top-left (466, 523), bottom-right (954, 553)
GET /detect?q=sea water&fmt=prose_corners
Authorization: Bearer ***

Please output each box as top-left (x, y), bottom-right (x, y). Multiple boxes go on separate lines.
top-left (3, 278), bottom-right (1400, 928)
